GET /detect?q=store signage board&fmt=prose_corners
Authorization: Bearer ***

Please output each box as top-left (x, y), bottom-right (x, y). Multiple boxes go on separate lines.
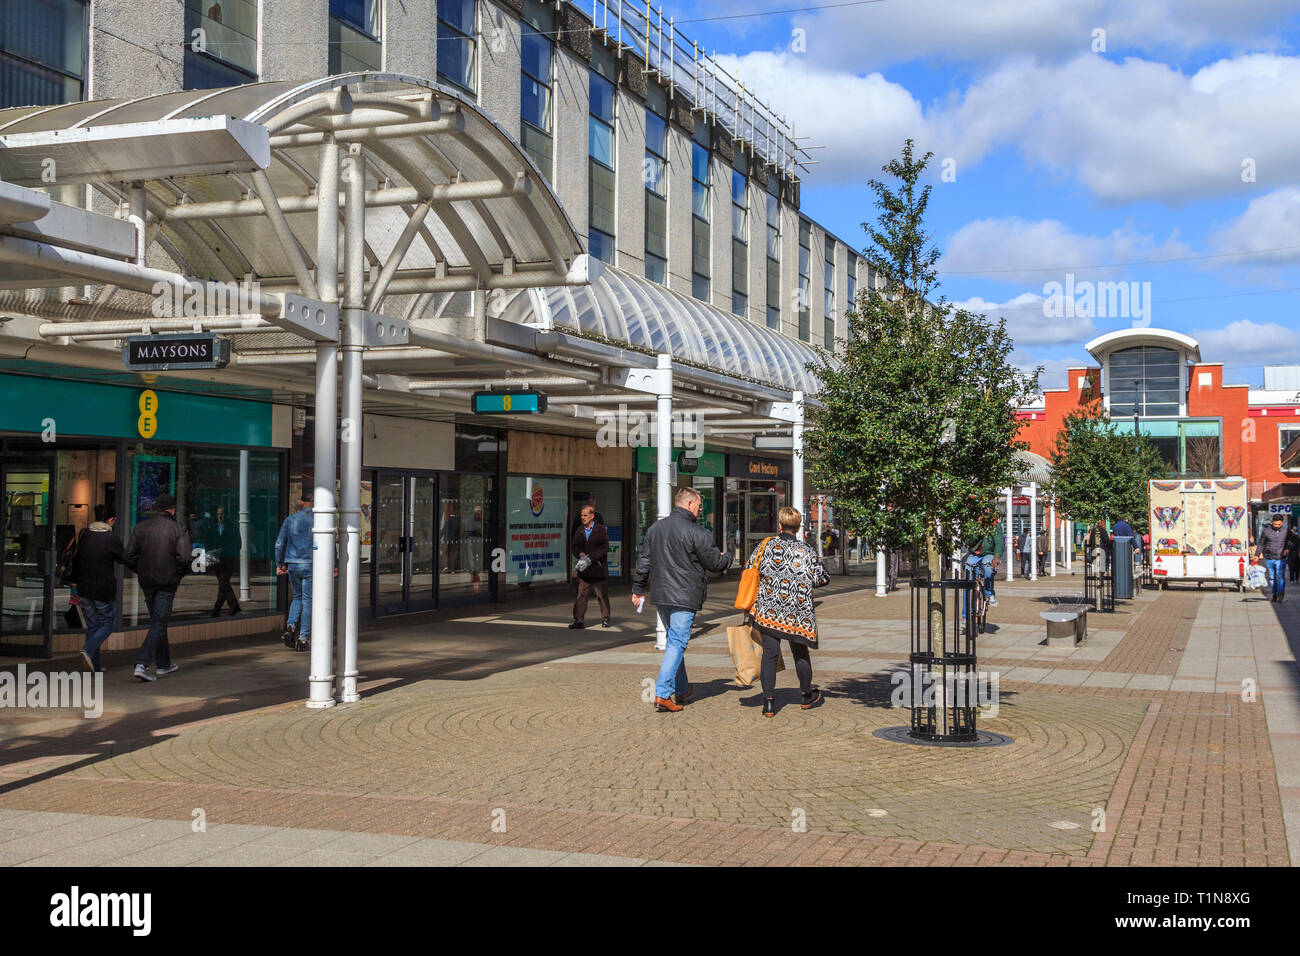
top-left (753, 436), bottom-right (794, 450)
top-left (123, 333), bottom-right (230, 371)
top-left (470, 389), bottom-right (548, 415)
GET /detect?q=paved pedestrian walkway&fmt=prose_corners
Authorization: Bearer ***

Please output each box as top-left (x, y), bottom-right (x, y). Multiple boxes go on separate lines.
top-left (0, 574), bottom-right (1296, 866)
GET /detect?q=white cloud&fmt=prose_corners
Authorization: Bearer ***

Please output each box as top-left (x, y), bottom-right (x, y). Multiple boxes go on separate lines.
top-left (941, 217), bottom-right (1188, 283)
top-left (778, 0), bottom-right (1296, 72)
top-left (1013, 354), bottom-right (1091, 391)
top-left (722, 50), bottom-right (1300, 204)
top-left (956, 292), bottom-right (1096, 347)
top-left (1193, 319), bottom-right (1300, 367)
top-left (1210, 187), bottom-right (1300, 264)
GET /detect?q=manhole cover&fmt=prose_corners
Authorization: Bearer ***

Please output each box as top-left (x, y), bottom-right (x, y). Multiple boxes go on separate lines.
top-left (872, 726), bottom-right (1014, 748)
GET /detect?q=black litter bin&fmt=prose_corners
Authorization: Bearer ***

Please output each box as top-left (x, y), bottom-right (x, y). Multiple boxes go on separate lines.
top-left (1113, 535), bottom-right (1135, 599)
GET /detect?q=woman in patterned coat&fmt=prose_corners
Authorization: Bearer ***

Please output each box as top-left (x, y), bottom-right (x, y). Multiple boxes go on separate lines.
top-left (749, 505), bottom-right (830, 717)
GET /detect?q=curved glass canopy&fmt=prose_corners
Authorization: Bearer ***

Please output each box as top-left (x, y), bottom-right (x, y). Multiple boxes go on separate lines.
top-left (505, 265), bottom-right (823, 395)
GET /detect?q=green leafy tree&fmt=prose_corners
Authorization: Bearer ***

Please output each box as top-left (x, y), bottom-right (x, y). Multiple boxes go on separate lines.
top-left (1048, 405), bottom-right (1168, 534)
top-left (805, 141), bottom-right (1040, 574)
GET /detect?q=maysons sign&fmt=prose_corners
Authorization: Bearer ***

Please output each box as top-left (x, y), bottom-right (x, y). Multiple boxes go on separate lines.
top-left (123, 333), bottom-right (231, 371)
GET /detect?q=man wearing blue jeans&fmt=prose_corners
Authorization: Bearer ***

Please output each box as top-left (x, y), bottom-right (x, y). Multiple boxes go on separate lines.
top-left (632, 487), bottom-right (733, 712)
top-left (75, 504), bottom-right (125, 671)
top-left (125, 493), bottom-right (191, 682)
top-left (1257, 513), bottom-right (1291, 603)
top-left (275, 490), bottom-right (315, 651)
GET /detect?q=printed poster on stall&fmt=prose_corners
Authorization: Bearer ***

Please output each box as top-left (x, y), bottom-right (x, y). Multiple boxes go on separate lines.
top-left (606, 526), bottom-right (622, 578)
top-left (506, 477), bottom-right (567, 585)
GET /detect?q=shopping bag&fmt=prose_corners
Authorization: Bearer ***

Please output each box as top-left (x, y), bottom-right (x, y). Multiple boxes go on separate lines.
top-left (733, 536), bottom-right (773, 611)
top-left (726, 621), bottom-right (783, 687)
top-left (1245, 563), bottom-right (1268, 591)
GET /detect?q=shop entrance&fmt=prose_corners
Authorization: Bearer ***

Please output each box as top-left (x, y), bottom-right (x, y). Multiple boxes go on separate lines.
top-left (373, 471), bottom-right (437, 615)
top-left (371, 470), bottom-right (494, 614)
top-left (2, 449), bottom-right (56, 657)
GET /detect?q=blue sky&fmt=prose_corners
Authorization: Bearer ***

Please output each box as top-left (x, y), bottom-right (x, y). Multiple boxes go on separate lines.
top-left (642, 0), bottom-right (1300, 388)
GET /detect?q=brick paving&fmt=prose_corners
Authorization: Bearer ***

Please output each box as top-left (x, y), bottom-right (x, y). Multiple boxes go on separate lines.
top-left (0, 574), bottom-right (1295, 866)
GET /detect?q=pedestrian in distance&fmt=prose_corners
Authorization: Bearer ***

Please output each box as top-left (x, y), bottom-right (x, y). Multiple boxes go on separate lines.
top-left (751, 506), bottom-right (830, 717)
top-left (124, 492), bottom-right (190, 682)
top-left (1036, 525), bottom-right (1048, 573)
top-left (74, 504), bottom-right (124, 672)
top-left (209, 505), bottom-right (242, 617)
top-left (1020, 528), bottom-right (1034, 577)
top-left (1287, 521), bottom-right (1300, 584)
top-left (632, 486), bottom-right (733, 713)
top-left (1256, 512), bottom-right (1290, 603)
top-left (275, 490), bottom-right (315, 651)
top-left (963, 515), bottom-right (1003, 608)
top-left (570, 503), bottom-right (611, 629)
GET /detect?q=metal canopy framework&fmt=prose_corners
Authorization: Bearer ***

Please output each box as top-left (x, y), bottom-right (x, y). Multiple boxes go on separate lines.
top-left (498, 264), bottom-right (822, 395)
top-left (0, 73), bottom-right (587, 324)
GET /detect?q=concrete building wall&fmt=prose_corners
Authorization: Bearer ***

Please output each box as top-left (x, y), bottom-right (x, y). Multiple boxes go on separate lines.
top-left (614, 86), bottom-right (646, 273)
top-left (708, 148), bottom-right (730, 314)
top-left (259, 0), bottom-right (329, 82)
top-left (89, 0), bottom-right (185, 99)
top-left (551, 45), bottom-right (590, 242)
top-left (478, 3), bottom-right (523, 168)
top-left (665, 122), bottom-right (693, 299)
top-left (781, 204), bottom-right (800, 342)
top-left (384, 0), bottom-right (436, 80)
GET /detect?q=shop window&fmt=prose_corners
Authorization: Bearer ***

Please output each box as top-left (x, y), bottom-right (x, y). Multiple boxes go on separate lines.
top-left (645, 84), bottom-right (669, 285)
top-left (120, 445), bottom-right (283, 627)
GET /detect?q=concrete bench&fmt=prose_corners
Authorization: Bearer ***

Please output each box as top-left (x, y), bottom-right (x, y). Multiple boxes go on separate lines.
top-left (1040, 606), bottom-right (1088, 647)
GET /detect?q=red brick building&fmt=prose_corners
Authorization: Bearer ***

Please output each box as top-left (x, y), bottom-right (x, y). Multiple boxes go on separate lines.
top-left (1017, 328), bottom-right (1300, 529)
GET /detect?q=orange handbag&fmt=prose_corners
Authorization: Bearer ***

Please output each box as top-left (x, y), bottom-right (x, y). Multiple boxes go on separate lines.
top-left (733, 536), bottom-right (773, 611)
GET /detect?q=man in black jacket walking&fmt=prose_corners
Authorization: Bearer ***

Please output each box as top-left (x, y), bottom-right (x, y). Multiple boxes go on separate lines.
top-left (632, 486), bottom-right (732, 712)
top-left (125, 492), bottom-right (191, 682)
top-left (74, 504), bottom-right (125, 672)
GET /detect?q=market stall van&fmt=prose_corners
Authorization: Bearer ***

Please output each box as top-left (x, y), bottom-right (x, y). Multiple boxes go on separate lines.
top-left (1149, 478), bottom-right (1248, 591)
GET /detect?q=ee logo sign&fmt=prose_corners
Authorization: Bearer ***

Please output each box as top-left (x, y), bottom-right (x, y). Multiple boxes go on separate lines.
top-left (138, 389), bottom-right (159, 438)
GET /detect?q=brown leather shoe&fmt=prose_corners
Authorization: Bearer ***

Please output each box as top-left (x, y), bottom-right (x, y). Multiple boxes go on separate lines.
top-left (654, 696), bottom-right (683, 712)
top-left (673, 684), bottom-right (694, 705)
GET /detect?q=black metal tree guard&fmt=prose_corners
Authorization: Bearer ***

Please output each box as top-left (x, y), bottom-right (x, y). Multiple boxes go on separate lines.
top-left (909, 573), bottom-right (979, 742)
top-left (875, 562), bottom-right (1013, 748)
top-left (1084, 551), bottom-right (1115, 613)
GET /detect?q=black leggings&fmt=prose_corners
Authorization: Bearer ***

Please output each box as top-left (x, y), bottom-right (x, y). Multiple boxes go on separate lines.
top-left (760, 631), bottom-right (813, 697)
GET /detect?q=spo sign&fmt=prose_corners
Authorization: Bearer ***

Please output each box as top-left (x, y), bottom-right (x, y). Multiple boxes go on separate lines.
top-left (470, 390), bottom-right (548, 415)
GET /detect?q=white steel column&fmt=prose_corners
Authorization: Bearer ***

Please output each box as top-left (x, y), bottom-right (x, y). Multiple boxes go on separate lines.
top-left (337, 143), bottom-right (364, 704)
top-left (816, 496), bottom-right (824, 556)
top-left (654, 353), bottom-right (672, 651)
top-left (1050, 501), bottom-right (1058, 577)
top-left (127, 182), bottom-right (147, 264)
top-left (791, 390), bottom-right (805, 540)
top-left (1029, 482), bottom-right (1038, 581)
top-left (876, 546), bottom-right (887, 596)
top-left (307, 139), bottom-right (339, 710)
top-left (1065, 516), bottom-right (1073, 572)
top-left (238, 450), bottom-right (250, 601)
top-left (1005, 487), bottom-right (1014, 582)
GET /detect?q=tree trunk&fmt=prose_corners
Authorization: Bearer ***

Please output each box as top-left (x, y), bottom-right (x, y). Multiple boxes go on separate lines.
top-left (925, 528), bottom-right (946, 721)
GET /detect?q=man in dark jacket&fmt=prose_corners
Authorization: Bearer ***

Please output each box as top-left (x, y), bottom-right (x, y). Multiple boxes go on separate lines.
top-left (209, 505), bottom-right (242, 616)
top-left (1257, 512), bottom-right (1291, 603)
top-left (570, 503), bottom-right (610, 629)
top-left (74, 504), bottom-right (125, 672)
top-left (632, 486), bottom-right (733, 712)
top-left (125, 492), bottom-right (191, 682)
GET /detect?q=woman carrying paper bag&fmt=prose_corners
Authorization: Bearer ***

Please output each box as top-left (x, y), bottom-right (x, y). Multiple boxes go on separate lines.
top-left (737, 506), bottom-right (830, 716)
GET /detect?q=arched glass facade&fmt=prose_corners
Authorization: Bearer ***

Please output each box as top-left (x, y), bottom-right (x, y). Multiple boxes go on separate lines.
top-left (1108, 345), bottom-right (1181, 417)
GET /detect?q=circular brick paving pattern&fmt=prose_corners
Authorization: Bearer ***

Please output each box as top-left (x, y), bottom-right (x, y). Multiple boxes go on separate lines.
top-left (71, 667), bottom-right (1146, 853)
